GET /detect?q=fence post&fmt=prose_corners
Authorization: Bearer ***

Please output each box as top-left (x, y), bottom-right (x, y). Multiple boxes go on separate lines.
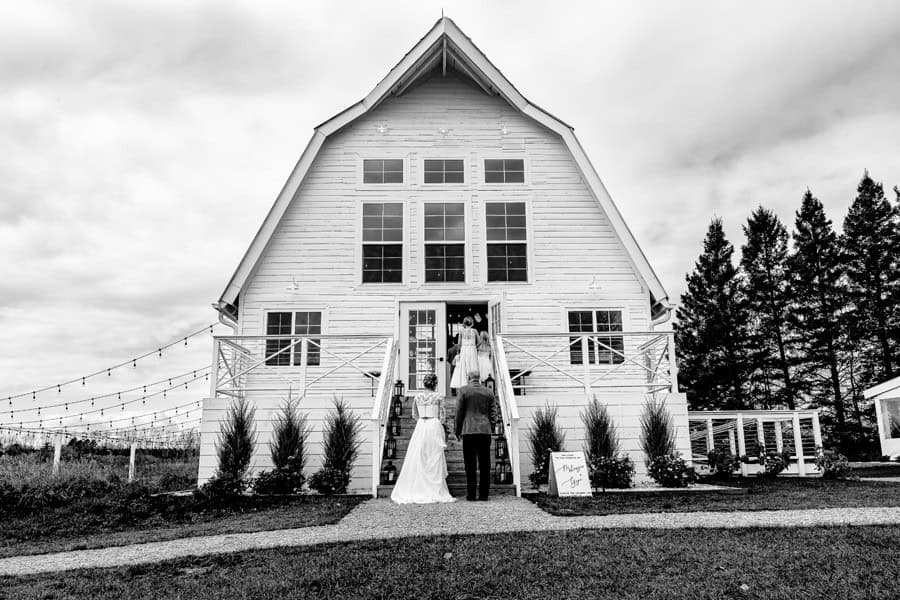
top-left (735, 413), bottom-right (747, 476)
top-left (52, 436), bottom-right (62, 476)
top-left (209, 337), bottom-right (220, 401)
top-left (775, 421), bottom-right (784, 453)
top-left (128, 442), bottom-right (137, 483)
top-left (793, 412), bottom-right (806, 476)
top-left (667, 332), bottom-right (679, 394)
top-left (706, 416), bottom-right (714, 453)
top-left (581, 336), bottom-right (591, 396)
top-left (756, 417), bottom-right (765, 453)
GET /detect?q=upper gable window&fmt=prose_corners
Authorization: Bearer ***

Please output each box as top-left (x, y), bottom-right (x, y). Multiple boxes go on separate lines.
top-left (363, 159), bottom-right (403, 184)
top-left (484, 159), bottom-right (525, 183)
top-left (423, 159), bottom-right (464, 184)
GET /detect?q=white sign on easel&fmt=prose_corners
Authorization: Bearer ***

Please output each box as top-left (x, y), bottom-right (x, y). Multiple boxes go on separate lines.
top-left (547, 451), bottom-right (592, 497)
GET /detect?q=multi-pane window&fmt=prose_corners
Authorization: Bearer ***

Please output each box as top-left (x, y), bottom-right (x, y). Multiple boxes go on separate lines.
top-left (265, 311), bottom-right (322, 366)
top-left (484, 159), bottom-right (525, 183)
top-left (568, 310), bottom-right (624, 365)
top-left (363, 159), bottom-right (403, 184)
top-left (423, 159), bottom-right (464, 184)
top-left (424, 202), bottom-right (465, 282)
top-left (485, 202), bottom-right (527, 282)
top-left (362, 203), bottom-right (403, 283)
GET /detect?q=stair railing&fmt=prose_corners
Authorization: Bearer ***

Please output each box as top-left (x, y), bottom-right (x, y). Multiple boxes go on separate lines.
top-left (492, 335), bottom-right (522, 496)
top-left (369, 337), bottom-right (398, 497)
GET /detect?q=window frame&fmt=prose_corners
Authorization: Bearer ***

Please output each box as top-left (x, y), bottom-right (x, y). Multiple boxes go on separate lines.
top-left (562, 307), bottom-right (628, 366)
top-left (359, 201), bottom-right (405, 285)
top-left (480, 156), bottom-right (529, 187)
top-left (418, 156), bottom-right (468, 187)
top-left (482, 198), bottom-right (533, 285)
top-left (420, 199), bottom-right (470, 285)
top-left (358, 156), bottom-right (409, 189)
top-left (262, 309), bottom-right (327, 368)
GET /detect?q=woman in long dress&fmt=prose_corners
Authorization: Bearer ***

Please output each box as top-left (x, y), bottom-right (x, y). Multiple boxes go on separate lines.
top-left (391, 373), bottom-right (456, 504)
top-left (477, 330), bottom-right (493, 382)
top-left (450, 317), bottom-right (479, 390)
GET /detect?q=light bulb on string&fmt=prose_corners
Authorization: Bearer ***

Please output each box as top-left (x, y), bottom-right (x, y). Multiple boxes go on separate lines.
top-left (132, 359), bottom-right (136, 368)
top-left (184, 337), bottom-right (188, 347)
top-left (32, 391), bottom-right (35, 401)
top-left (57, 385), bottom-right (61, 393)
top-left (158, 348), bottom-right (162, 357)
top-left (82, 377), bottom-right (85, 386)
top-left (142, 396), bottom-right (146, 405)
top-left (91, 398), bottom-right (94, 406)
top-left (107, 369), bottom-right (111, 377)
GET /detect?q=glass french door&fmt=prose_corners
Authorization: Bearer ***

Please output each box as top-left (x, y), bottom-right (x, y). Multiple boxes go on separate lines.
top-left (400, 302), bottom-right (447, 395)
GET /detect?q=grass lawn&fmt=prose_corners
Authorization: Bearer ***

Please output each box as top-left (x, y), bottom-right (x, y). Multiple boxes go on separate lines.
top-left (1, 495), bottom-right (366, 559)
top-left (528, 477), bottom-right (900, 516)
top-left (3, 526), bottom-right (900, 599)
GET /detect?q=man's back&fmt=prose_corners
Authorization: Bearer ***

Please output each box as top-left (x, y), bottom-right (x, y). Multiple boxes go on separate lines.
top-left (455, 383), bottom-right (496, 437)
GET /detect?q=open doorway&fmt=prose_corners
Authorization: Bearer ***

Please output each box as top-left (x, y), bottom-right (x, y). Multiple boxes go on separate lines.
top-left (446, 302), bottom-right (489, 348)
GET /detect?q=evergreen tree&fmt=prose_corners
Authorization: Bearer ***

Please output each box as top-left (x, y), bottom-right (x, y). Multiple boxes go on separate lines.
top-left (740, 207), bottom-right (798, 409)
top-left (842, 172), bottom-right (899, 383)
top-left (789, 191), bottom-right (847, 431)
top-left (676, 218), bottom-right (751, 409)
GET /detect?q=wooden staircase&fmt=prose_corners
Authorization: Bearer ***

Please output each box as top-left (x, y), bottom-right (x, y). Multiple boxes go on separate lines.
top-left (377, 395), bottom-right (516, 498)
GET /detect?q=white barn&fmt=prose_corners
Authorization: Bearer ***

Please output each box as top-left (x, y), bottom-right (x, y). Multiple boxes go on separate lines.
top-left (200, 17), bottom-right (691, 495)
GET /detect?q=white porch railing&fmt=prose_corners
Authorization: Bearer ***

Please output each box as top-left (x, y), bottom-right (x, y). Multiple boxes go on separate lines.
top-left (497, 331), bottom-right (678, 396)
top-left (688, 410), bottom-right (823, 476)
top-left (369, 338), bottom-right (398, 497)
top-left (209, 334), bottom-right (393, 401)
top-left (492, 336), bottom-right (521, 496)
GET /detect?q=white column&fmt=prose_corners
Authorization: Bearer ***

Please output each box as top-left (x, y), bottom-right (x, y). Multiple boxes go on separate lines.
top-left (208, 337), bottom-right (220, 401)
top-left (128, 442), bottom-right (137, 483)
top-left (793, 412), bottom-right (806, 476)
top-left (812, 412), bottom-right (823, 449)
top-left (736, 414), bottom-right (747, 476)
top-left (775, 421), bottom-right (784, 453)
top-left (667, 332), bottom-right (679, 394)
top-left (298, 338), bottom-right (309, 398)
top-left (706, 416), bottom-right (714, 453)
top-left (52, 437), bottom-right (62, 476)
top-left (756, 417), bottom-right (765, 453)
top-left (581, 336), bottom-right (591, 396)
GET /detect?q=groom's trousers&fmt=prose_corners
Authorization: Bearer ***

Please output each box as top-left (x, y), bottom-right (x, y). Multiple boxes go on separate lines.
top-left (462, 434), bottom-right (492, 500)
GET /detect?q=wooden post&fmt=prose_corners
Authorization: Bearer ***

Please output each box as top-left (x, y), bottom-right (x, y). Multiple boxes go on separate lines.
top-left (756, 417), bottom-right (765, 453)
top-left (706, 416), bottom-right (714, 453)
top-left (128, 442), bottom-right (137, 483)
top-left (728, 429), bottom-right (736, 455)
top-left (581, 336), bottom-right (591, 396)
top-left (208, 337), bottom-right (220, 401)
top-left (793, 412), bottom-right (806, 476)
top-left (667, 332), bottom-right (679, 394)
top-left (52, 437), bottom-right (62, 476)
top-left (735, 414), bottom-right (747, 476)
top-left (812, 411), bottom-right (823, 449)
top-left (298, 338), bottom-right (309, 398)
top-left (775, 421), bottom-right (784, 453)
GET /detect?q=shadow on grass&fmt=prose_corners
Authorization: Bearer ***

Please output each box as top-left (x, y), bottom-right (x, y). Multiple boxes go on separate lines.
top-left (3, 526), bottom-right (899, 599)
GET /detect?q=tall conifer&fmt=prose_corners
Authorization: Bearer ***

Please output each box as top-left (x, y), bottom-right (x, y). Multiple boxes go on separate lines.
top-left (740, 207), bottom-right (797, 409)
top-left (842, 172), bottom-right (899, 382)
top-left (789, 191), bottom-right (847, 430)
top-left (676, 218), bottom-right (751, 409)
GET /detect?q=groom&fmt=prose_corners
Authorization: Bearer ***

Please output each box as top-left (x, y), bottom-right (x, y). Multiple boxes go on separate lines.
top-left (455, 370), bottom-right (496, 501)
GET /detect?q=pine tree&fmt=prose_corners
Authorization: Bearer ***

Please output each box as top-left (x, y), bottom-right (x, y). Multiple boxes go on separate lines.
top-left (789, 191), bottom-right (847, 431)
top-left (842, 172), bottom-right (899, 383)
top-left (675, 218), bottom-right (751, 409)
top-left (740, 207), bottom-right (798, 409)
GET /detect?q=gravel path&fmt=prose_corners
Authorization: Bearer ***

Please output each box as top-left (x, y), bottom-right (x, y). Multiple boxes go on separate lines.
top-left (3, 497), bottom-right (900, 577)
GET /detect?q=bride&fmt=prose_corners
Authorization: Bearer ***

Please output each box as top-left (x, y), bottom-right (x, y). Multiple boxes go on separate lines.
top-left (391, 373), bottom-right (455, 504)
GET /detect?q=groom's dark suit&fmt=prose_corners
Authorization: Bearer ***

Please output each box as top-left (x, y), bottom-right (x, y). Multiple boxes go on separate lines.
top-left (454, 378), bottom-right (496, 500)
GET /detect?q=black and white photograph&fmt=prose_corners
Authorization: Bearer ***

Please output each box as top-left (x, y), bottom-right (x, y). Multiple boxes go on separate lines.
top-left (1, 1), bottom-right (899, 598)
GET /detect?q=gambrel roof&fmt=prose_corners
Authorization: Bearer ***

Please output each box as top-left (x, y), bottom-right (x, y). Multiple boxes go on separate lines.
top-left (216, 16), bottom-right (670, 316)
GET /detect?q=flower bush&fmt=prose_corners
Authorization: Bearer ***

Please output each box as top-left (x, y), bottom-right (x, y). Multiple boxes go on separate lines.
top-left (308, 466), bottom-right (351, 496)
top-left (705, 449), bottom-right (741, 480)
top-left (588, 455), bottom-right (634, 489)
top-left (815, 447), bottom-right (853, 480)
top-left (647, 453), bottom-right (697, 488)
top-left (759, 450), bottom-right (792, 478)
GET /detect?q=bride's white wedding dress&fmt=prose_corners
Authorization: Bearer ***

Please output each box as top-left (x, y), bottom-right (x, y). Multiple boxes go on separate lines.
top-left (390, 391), bottom-right (456, 504)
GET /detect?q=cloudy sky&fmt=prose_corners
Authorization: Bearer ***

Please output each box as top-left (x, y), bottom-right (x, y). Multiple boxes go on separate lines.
top-left (1, 1), bottom-right (899, 427)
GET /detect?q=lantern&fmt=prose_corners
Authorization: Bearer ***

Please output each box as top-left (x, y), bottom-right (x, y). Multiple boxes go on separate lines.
top-left (389, 414), bottom-right (401, 436)
top-left (392, 395), bottom-right (403, 418)
top-left (503, 461), bottom-right (513, 484)
top-left (495, 436), bottom-right (507, 459)
top-left (491, 416), bottom-right (504, 436)
top-left (381, 461), bottom-right (397, 485)
top-left (494, 460), bottom-right (504, 484)
top-left (393, 380), bottom-right (405, 399)
top-left (384, 436), bottom-right (397, 460)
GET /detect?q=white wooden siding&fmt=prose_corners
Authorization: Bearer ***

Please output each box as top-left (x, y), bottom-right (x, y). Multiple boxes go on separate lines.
top-left (201, 73), bottom-right (672, 489)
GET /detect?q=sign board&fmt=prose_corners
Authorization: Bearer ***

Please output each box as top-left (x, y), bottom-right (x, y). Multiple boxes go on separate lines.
top-left (547, 451), bottom-right (592, 497)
